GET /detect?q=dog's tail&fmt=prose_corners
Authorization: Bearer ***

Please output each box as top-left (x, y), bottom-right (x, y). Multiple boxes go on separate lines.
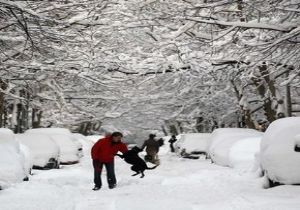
top-left (146, 165), bottom-right (158, 170)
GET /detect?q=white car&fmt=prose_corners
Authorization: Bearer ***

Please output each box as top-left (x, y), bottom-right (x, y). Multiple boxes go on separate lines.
top-left (260, 117), bottom-right (300, 186)
top-left (175, 133), bottom-right (212, 158)
top-left (0, 129), bottom-right (31, 189)
top-left (16, 133), bottom-right (60, 169)
top-left (208, 128), bottom-right (263, 167)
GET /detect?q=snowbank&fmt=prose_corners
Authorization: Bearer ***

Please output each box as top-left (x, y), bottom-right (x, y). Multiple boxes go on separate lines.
top-left (0, 129), bottom-right (26, 189)
top-left (16, 134), bottom-right (60, 168)
top-left (260, 117), bottom-right (300, 184)
top-left (208, 128), bottom-right (263, 167)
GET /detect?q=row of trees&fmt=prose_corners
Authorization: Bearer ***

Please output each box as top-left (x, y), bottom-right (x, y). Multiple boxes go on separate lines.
top-left (1, 0), bottom-right (299, 134)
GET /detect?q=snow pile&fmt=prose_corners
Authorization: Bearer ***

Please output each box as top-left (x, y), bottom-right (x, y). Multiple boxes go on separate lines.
top-left (208, 128), bottom-right (263, 167)
top-left (260, 117), bottom-right (300, 184)
top-left (175, 133), bottom-right (211, 154)
top-left (16, 134), bottom-right (60, 168)
top-left (0, 129), bottom-right (25, 189)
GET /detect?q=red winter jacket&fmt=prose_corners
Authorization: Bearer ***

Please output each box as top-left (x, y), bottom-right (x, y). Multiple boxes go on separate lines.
top-left (91, 136), bottom-right (128, 163)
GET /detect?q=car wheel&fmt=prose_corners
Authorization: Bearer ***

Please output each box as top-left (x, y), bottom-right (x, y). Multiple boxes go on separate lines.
top-left (268, 178), bottom-right (280, 188)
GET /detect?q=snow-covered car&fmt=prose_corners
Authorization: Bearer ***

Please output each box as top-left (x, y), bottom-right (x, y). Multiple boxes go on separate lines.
top-left (0, 129), bottom-right (30, 189)
top-left (260, 117), bottom-right (300, 186)
top-left (228, 136), bottom-right (261, 170)
top-left (208, 128), bottom-right (263, 167)
top-left (16, 133), bottom-right (60, 169)
top-left (19, 143), bottom-right (33, 180)
top-left (175, 133), bottom-right (212, 158)
top-left (72, 133), bottom-right (87, 157)
top-left (294, 135), bottom-right (300, 152)
top-left (49, 134), bottom-right (80, 164)
top-left (25, 128), bottom-right (83, 161)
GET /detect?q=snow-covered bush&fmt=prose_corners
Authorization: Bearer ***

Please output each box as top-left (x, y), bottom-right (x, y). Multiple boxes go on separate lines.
top-left (0, 129), bottom-right (27, 189)
top-left (16, 134), bottom-right (60, 169)
top-left (175, 133), bottom-right (211, 156)
top-left (208, 128), bottom-right (263, 167)
top-left (25, 128), bottom-right (83, 163)
top-left (260, 117), bottom-right (300, 185)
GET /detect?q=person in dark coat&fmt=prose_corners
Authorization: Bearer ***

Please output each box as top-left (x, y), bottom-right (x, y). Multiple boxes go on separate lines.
top-left (141, 134), bottom-right (160, 165)
top-left (168, 135), bottom-right (177, 152)
top-left (91, 132), bottom-right (128, 190)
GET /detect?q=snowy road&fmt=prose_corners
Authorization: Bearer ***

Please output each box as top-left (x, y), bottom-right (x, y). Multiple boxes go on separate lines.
top-left (1, 139), bottom-right (300, 210)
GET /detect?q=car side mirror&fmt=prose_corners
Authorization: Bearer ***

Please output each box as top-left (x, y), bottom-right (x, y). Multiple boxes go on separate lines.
top-left (294, 135), bottom-right (300, 152)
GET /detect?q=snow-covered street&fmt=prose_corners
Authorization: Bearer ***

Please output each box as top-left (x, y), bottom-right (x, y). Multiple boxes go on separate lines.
top-left (1, 138), bottom-right (300, 210)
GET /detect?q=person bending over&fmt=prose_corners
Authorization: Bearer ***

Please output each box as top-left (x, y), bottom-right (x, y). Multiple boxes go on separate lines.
top-left (91, 132), bottom-right (128, 190)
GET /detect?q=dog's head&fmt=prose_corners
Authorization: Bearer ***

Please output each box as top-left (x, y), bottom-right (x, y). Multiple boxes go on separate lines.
top-left (131, 146), bottom-right (143, 153)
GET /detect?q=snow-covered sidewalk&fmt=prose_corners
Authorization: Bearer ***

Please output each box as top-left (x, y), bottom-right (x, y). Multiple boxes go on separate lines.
top-left (1, 139), bottom-right (300, 210)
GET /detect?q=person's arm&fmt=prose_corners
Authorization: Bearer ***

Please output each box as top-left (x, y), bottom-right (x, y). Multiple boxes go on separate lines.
top-left (91, 140), bottom-right (103, 160)
top-left (140, 140), bottom-right (147, 150)
top-left (118, 143), bottom-right (128, 154)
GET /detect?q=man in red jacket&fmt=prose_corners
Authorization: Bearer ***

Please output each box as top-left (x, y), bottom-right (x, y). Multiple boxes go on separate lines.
top-left (91, 132), bottom-right (128, 190)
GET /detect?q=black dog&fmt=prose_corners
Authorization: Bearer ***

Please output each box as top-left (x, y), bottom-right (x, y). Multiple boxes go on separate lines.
top-left (116, 146), bottom-right (158, 178)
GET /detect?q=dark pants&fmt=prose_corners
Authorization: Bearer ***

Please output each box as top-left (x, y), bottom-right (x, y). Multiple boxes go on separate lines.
top-left (93, 160), bottom-right (116, 188)
top-left (170, 143), bottom-right (175, 152)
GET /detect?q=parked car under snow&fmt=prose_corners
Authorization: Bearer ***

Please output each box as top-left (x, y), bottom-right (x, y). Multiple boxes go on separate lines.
top-left (49, 134), bottom-right (80, 164)
top-left (16, 133), bottom-right (60, 169)
top-left (25, 128), bottom-right (83, 162)
top-left (208, 128), bottom-right (263, 168)
top-left (175, 133), bottom-right (212, 159)
top-left (260, 117), bottom-right (300, 186)
top-left (0, 129), bottom-right (31, 190)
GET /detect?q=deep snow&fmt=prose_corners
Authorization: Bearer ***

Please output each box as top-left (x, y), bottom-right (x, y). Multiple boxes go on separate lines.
top-left (1, 137), bottom-right (300, 210)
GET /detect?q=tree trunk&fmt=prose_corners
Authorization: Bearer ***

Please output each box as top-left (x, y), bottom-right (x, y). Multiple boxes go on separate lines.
top-left (0, 79), bottom-right (7, 127)
top-left (285, 72), bottom-right (292, 117)
top-left (32, 108), bottom-right (43, 128)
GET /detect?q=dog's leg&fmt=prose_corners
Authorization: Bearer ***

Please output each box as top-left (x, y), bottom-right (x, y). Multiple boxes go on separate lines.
top-left (132, 172), bottom-right (139, 176)
top-left (140, 172), bottom-right (145, 178)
